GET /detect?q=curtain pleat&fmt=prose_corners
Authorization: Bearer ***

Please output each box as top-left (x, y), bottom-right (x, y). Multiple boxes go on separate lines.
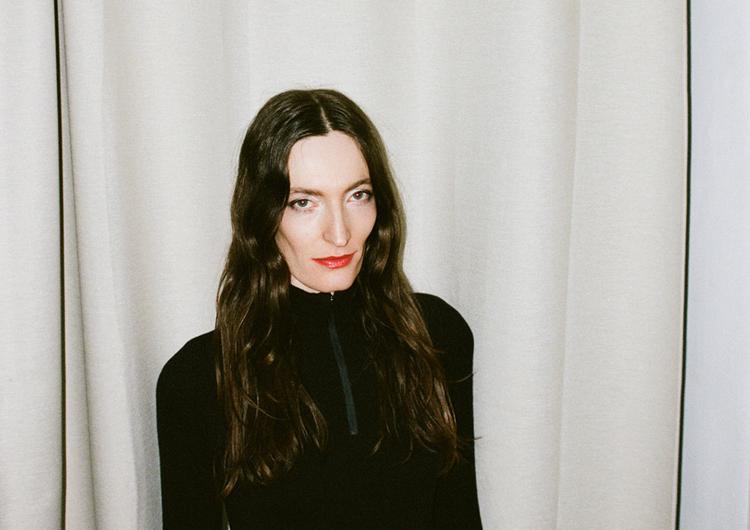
top-left (556, 2), bottom-right (687, 527)
top-left (446, 4), bottom-right (580, 526)
top-left (1, 2), bottom-right (688, 528)
top-left (0, 3), bottom-right (63, 528)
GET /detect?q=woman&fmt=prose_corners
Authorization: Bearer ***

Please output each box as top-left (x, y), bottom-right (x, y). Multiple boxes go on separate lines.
top-left (156, 89), bottom-right (481, 529)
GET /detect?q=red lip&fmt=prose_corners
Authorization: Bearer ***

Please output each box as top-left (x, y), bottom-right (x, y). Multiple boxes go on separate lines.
top-left (312, 253), bottom-right (354, 269)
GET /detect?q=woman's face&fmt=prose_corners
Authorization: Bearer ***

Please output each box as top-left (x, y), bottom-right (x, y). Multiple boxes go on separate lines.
top-left (276, 131), bottom-right (377, 294)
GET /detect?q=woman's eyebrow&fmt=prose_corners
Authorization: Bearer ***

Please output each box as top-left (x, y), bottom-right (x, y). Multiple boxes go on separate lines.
top-left (289, 178), bottom-right (372, 196)
top-left (345, 178), bottom-right (372, 191)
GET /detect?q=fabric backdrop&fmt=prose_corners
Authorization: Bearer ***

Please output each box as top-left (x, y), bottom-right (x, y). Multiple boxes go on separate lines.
top-left (2, 2), bottom-right (687, 528)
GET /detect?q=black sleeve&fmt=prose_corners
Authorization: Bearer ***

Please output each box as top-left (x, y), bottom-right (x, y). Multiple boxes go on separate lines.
top-left (156, 333), bottom-right (224, 530)
top-left (415, 294), bottom-right (483, 529)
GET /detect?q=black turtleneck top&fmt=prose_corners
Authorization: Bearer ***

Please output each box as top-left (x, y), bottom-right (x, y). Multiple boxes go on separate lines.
top-left (156, 286), bottom-right (481, 529)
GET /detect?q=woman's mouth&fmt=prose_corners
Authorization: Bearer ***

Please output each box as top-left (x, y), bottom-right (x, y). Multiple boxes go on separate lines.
top-left (312, 253), bottom-right (354, 269)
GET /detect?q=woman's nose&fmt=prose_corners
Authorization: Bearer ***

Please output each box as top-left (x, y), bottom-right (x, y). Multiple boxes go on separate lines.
top-left (323, 206), bottom-right (351, 247)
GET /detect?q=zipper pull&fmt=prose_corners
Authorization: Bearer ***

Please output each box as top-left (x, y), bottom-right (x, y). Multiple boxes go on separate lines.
top-left (330, 291), bottom-right (334, 302)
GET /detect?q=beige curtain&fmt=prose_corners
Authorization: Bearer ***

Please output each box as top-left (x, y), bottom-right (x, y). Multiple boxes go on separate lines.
top-left (1, 1), bottom-right (687, 528)
top-left (1, 3), bottom-right (62, 528)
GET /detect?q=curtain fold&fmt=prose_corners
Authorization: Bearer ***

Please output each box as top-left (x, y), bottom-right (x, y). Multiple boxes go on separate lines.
top-left (447, 4), bottom-right (579, 525)
top-left (1, 2), bottom-right (688, 528)
top-left (62, 2), bottom-right (139, 527)
top-left (1, 3), bottom-right (63, 528)
top-left (556, 3), bottom-right (687, 527)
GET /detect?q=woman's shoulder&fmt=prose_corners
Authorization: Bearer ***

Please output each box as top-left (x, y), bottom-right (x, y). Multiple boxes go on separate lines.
top-left (156, 330), bottom-right (219, 405)
top-left (413, 293), bottom-right (473, 346)
top-left (413, 292), bottom-right (474, 377)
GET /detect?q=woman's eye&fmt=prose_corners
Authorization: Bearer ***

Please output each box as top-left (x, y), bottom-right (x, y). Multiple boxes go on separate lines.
top-left (351, 190), bottom-right (372, 201)
top-left (289, 199), bottom-right (312, 210)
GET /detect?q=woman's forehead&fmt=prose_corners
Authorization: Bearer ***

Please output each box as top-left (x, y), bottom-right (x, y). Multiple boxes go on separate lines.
top-left (288, 132), bottom-right (369, 193)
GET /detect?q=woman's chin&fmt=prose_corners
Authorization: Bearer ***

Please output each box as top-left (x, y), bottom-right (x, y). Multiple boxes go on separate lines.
top-left (290, 272), bottom-right (357, 294)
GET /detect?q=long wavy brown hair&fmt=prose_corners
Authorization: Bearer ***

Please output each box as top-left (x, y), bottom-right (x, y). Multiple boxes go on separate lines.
top-left (215, 89), bottom-right (459, 495)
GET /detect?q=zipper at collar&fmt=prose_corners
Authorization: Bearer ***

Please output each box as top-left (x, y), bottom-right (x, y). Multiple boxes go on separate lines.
top-left (328, 293), bottom-right (359, 436)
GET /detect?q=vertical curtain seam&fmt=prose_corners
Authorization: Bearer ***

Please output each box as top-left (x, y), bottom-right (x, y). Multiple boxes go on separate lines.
top-left (554, 4), bottom-right (583, 527)
top-left (58, 2), bottom-right (101, 525)
top-left (53, 0), bottom-right (67, 528)
top-left (675, 0), bottom-right (693, 528)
